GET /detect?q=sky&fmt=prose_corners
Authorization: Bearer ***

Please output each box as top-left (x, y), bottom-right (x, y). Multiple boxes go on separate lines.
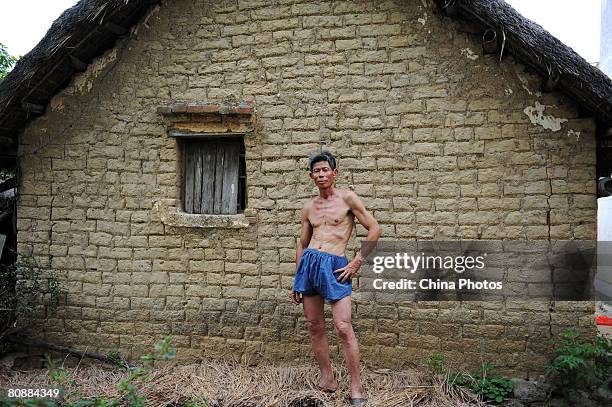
top-left (0, 0), bottom-right (80, 57)
top-left (0, 0), bottom-right (604, 64)
top-left (505, 0), bottom-right (601, 64)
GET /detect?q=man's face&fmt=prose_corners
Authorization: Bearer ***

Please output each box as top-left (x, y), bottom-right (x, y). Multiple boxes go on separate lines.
top-left (309, 160), bottom-right (338, 188)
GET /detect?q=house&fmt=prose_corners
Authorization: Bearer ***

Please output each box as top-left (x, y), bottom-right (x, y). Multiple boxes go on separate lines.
top-left (1, 0), bottom-right (611, 377)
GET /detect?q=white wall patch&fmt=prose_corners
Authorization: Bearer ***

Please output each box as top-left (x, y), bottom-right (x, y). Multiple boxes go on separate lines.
top-left (418, 13), bottom-right (427, 26)
top-left (523, 101), bottom-right (568, 132)
top-left (460, 48), bottom-right (478, 60)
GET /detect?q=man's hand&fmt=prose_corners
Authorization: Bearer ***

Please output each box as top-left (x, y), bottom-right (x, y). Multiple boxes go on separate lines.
top-left (335, 257), bottom-right (362, 283)
top-left (290, 290), bottom-right (302, 305)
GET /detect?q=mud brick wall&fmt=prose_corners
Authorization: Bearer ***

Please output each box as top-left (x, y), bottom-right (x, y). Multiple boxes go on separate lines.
top-left (16, 0), bottom-right (596, 377)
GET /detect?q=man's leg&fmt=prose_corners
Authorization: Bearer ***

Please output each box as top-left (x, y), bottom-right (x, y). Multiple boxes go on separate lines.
top-left (303, 294), bottom-right (337, 390)
top-left (331, 296), bottom-right (364, 399)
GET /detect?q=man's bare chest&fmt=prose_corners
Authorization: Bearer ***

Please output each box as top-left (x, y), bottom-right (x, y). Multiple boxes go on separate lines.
top-left (308, 199), bottom-right (353, 227)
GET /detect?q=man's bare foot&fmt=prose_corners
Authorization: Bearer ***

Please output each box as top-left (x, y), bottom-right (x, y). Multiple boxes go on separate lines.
top-left (350, 384), bottom-right (364, 399)
top-left (318, 373), bottom-right (338, 392)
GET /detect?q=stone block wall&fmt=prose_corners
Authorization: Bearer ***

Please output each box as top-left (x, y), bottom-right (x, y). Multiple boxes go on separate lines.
top-left (16, 0), bottom-right (597, 376)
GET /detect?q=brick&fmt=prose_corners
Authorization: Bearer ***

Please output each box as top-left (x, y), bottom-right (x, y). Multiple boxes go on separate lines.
top-left (335, 38), bottom-right (362, 51)
top-left (426, 99), bottom-right (467, 112)
top-left (444, 141), bottom-right (485, 155)
top-left (303, 15), bottom-right (342, 28)
top-left (386, 101), bottom-right (422, 114)
top-left (358, 24), bottom-right (401, 37)
top-left (348, 50), bottom-right (388, 63)
top-left (291, 3), bottom-right (332, 15)
top-left (259, 18), bottom-right (300, 31)
top-left (251, 6), bottom-right (291, 20)
top-left (223, 287), bottom-right (259, 299)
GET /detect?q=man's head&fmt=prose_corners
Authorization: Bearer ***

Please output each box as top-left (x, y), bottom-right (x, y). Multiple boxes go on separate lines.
top-left (308, 151), bottom-right (338, 188)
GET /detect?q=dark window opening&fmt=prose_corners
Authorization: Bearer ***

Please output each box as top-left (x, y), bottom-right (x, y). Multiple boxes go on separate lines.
top-left (181, 136), bottom-right (246, 215)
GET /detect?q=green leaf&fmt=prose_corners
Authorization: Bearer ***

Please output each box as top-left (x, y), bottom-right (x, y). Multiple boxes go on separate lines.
top-left (0, 43), bottom-right (18, 80)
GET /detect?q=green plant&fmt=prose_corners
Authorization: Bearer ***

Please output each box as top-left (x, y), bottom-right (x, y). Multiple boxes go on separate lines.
top-left (451, 363), bottom-right (513, 404)
top-left (67, 399), bottom-right (117, 407)
top-left (426, 352), bottom-right (447, 375)
top-left (545, 329), bottom-right (612, 392)
top-left (0, 43), bottom-right (18, 80)
top-left (140, 335), bottom-right (176, 367)
top-left (1, 401), bottom-right (59, 407)
top-left (106, 349), bottom-right (123, 368)
top-left (43, 354), bottom-right (70, 385)
top-left (116, 366), bottom-right (149, 407)
top-left (183, 397), bottom-right (208, 407)
top-left (49, 367), bottom-right (69, 385)
top-left (1, 337), bottom-right (177, 407)
top-left (114, 335), bottom-right (177, 406)
top-left (0, 253), bottom-right (64, 343)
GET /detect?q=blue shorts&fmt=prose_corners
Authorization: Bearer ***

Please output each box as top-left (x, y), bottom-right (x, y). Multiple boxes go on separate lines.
top-left (292, 248), bottom-right (352, 303)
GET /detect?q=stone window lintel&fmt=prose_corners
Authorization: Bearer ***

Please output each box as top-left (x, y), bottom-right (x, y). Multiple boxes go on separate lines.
top-left (156, 100), bottom-right (254, 116)
top-left (157, 100), bottom-right (255, 136)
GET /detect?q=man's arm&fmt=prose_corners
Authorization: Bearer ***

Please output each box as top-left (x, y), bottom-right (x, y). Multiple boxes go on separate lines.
top-left (291, 204), bottom-right (313, 304)
top-left (337, 191), bottom-right (381, 283)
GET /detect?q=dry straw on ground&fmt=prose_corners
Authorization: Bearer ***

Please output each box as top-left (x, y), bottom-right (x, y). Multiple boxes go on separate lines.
top-left (0, 358), bottom-right (487, 407)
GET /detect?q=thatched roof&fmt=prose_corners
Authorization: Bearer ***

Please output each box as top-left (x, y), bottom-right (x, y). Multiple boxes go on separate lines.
top-left (0, 0), bottom-right (611, 169)
top-left (0, 0), bottom-right (159, 169)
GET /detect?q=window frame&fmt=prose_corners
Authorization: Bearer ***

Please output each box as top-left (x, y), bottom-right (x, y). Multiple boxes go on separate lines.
top-left (173, 131), bottom-right (247, 216)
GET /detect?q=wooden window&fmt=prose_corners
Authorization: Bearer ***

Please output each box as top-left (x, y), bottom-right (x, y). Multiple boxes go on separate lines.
top-left (181, 137), bottom-right (246, 215)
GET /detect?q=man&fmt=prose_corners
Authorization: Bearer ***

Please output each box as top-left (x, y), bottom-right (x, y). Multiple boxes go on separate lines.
top-left (290, 151), bottom-right (381, 406)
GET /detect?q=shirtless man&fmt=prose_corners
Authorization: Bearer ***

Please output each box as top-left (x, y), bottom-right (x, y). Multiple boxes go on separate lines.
top-left (290, 151), bottom-right (381, 406)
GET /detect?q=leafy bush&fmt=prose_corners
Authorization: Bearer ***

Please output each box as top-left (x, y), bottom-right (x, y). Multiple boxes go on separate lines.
top-left (545, 329), bottom-right (612, 392)
top-left (425, 353), bottom-right (513, 404)
top-left (0, 254), bottom-right (64, 349)
top-left (0, 42), bottom-right (18, 80)
top-left (451, 363), bottom-right (513, 404)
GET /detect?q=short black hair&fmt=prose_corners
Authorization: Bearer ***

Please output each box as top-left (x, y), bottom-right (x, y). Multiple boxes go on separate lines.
top-left (308, 151), bottom-right (337, 172)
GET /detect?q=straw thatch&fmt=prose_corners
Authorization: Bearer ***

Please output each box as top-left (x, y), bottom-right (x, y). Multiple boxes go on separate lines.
top-left (0, 359), bottom-right (488, 406)
top-left (0, 0), bottom-right (611, 169)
